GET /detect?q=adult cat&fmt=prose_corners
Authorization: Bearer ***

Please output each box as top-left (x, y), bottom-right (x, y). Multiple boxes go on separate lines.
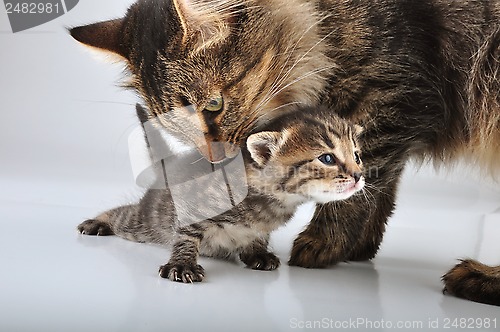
top-left (70, 0), bottom-right (500, 305)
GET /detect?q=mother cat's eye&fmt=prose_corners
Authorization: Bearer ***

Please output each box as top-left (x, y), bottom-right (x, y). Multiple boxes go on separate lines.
top-left (204, 95), bottom-right (224, 112)
top-left (318, 154), bottom-right (336, 166)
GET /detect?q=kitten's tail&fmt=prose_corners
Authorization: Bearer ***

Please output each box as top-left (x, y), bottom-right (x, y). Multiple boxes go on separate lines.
top-left (443, 259), bottom-right (500, 306)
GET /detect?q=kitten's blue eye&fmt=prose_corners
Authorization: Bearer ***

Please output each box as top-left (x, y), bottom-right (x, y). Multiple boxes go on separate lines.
top-left (318, 154), bottom-right (336, 165)
top-left (354, 151), bottom-right (361, 165)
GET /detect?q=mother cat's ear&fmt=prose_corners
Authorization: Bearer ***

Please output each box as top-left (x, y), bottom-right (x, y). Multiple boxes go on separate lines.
top-left (247, 132), bottom-right (284, 167)
top-left (174, 0), bottom-right (233, 49)
top-left (69, 19), bottom-right (128, 60)
top-left (69, 0), bottom-right (233, 59)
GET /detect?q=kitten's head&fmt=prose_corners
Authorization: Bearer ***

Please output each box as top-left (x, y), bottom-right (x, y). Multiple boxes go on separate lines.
top-left (245, 107), bottom-right (365, 204)
top-left (70, 0), bottom-right (330, 162)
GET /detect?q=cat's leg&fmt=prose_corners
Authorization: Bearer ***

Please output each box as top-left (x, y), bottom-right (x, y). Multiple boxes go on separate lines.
top-left (289, 153), bottom-right (405, 268)
top-left (288, 196), bottom-right (371, 268)
top-left (239, 237), bottom-right (281, 271)
top-left (78, 205), bottom-right (136, 236)
top-left (159, 236), bottom-right (205, 283)
top-left (346, 174), bottom-right (401, 261)
top-left (442, 260), bottom-right (500, 306)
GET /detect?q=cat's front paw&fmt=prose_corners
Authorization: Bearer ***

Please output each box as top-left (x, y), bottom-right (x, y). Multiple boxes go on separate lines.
top-left (288, 234), bottom-right (337, 268)
top-left (77, 219), bottom-right (114, 236)
top-left (442, 259), bottom-right (500, 306)
top-left (159, 263), bottom-right (205, 283)
top-left (240, 252), bottom-right (281, 271)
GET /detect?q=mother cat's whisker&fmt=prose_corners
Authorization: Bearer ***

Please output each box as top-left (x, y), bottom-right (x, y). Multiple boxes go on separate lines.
top-left (254, 66), bottom-right (332, 118)
top-left (262, 101), bottom-right (303, 116)
top-left (255, 65), bottom-right (337, 115)
top-left (74, 99), bottom-right (136, 107)
top-left (253, 14), bottom-right (332, 114)
top-left (271, 29), bottom-right (336, 102)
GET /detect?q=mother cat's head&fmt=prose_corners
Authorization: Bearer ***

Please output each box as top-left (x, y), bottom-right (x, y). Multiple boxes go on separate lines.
top-left (71, 0), bottom-right (331, 162)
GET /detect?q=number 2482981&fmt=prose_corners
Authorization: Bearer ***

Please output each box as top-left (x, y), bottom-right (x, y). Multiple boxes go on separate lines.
top-left (5, 2), bottom-right (61, 14)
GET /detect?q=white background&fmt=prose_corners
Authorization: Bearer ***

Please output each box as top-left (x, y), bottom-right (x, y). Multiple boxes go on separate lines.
top-left (1, 1), bottom-right (499, 331)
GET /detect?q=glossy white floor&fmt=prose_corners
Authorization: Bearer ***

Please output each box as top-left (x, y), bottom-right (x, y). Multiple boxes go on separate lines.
top-left (1, 2), bottom-right (499, 331)
top-left (2, 165), bottom-right (500, 332)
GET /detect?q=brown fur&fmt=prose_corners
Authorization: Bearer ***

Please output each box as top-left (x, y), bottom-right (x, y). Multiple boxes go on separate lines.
top-left (443, 260), bottom-right (500, 306)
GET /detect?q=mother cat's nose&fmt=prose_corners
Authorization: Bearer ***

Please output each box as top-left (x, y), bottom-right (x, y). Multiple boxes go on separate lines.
top-left (198, 141), bottom-right (240, 164)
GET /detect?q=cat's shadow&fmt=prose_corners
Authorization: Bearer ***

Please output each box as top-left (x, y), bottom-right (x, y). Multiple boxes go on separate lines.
top-left (268, 261), bottom-right (383, 328)
top-left (258, 262), bottom-right (383, 331)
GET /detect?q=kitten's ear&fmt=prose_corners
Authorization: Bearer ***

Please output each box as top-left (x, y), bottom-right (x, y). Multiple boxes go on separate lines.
top-left (173, 0), bottom-right (233, 50)
top-left (69, 19), bottom-right (128, 60)
top-left (247, 132), bottom-right (283, 167)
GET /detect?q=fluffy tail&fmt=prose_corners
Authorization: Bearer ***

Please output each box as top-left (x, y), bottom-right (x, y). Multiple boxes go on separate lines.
top-left (443, 259), bottom-right (500, 306)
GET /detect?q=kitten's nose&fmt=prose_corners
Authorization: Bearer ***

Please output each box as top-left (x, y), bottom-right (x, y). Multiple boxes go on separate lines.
top-left (353, 172), bottom-right (362, 183)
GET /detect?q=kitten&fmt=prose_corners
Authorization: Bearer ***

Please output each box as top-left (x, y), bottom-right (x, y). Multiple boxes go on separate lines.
top-left (78, 106), bottom-right (364, 282)
top-left (70, 0), bottom-right (499, 304)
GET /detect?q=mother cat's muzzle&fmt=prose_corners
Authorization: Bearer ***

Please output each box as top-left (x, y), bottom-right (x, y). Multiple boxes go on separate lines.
top-left (198, 141), bottom-right (240, 164)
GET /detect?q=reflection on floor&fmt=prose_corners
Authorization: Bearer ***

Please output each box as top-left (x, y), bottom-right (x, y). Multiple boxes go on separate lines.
top-left (0, 165), bottom-right (499, 332)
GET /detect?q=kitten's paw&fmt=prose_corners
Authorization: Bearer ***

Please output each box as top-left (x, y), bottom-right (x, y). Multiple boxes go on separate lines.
top-left (77, 219), bottom-right (114, 236)
top-left (159, 263), bottom-right (205, 283)
top-left (442, 259), bottom-right (500, 306)
top-left (241, 252), bottom-right (281, 271)
top-left (288, 235), bottom-right (336, 268)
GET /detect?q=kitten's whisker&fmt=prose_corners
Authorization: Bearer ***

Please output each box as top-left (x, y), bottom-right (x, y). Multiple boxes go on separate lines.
top-left (361, 188), bottom-right (376, 207)
top-left (364, 183), bottom-right (390, 196)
